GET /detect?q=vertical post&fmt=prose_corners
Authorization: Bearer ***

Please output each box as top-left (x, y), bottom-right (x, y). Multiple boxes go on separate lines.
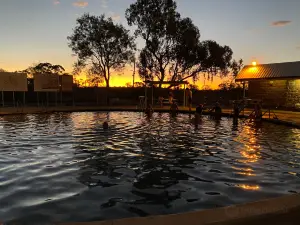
top-left (60, 90), bottom-right (63, 106)
top-left (144, 82), bottom-right (147, 109)
top-left (46, 92), bottom-right (49, 107)
top-left (132, 59), bottom-right (135, 87)
top-left (12, 91), bottom-right (15, 107)
top-left (23, 91), bottom-right (25, 106)
top-left (96, 87), bottom-right (99, 105)
top-left (37, 92), bottom-right (39, 107)
top-left (151, 85), bottom-right (154, 106)
top-left (55, 91), bottom-right (58, 106)
top-left (2, 91), bottom-right (4, 107)
top-left (183, 84), bottom-right (186, 107)
top-left (243, 82), bottom-right (246, 99)
top-left (72, 91), bottom-right (75, 107)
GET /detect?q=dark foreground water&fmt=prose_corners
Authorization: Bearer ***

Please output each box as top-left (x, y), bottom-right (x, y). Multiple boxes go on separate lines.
top-left (0, 112), bottom-right (299, 224)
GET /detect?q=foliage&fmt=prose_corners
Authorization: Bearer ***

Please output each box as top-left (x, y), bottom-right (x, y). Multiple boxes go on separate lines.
top-left (0, 68), bottom-right (6, 72)
top-left (125, 82), bottom-right (132, 87)
top-left (68, 13), bottom-right (136, 88)
top-left (218, 59), bottom-right (243, 90)
top-left (21, 62), bottom-right (65, 77)
top-left (218, 81), bottom-right (242, 90)
top-left (134, 82), bottom-right (145, 87)
top-left (126, 0), bottom-right (240, 87)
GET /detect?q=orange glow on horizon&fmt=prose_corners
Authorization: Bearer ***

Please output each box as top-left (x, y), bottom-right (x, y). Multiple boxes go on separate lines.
top-left (252, 61), bottom-right (257, 66)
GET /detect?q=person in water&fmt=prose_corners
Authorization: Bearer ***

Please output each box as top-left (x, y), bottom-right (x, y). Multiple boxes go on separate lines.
top-left (103, 121), bottom-right (109, 130)
top-left (168, 90), bottom-right (174, 104)
top-left (196, 104), bottom-right (204, 116)
top-left (158, 96), bottom-right (164, 108)
top-left (233, 101), bottom-right (241, 118)
top-left (170, 100), bottom-right (178, 116)
top-left (145, 103), bottom-right (154, 116)
top-left (254, 102), bottom-right (262, 121)
top-left (194, 104), bottom-right (203, 127)
top-left (186, 88), bottom-right (193, 112)
top-left (210, 102), bottom-right (222, 120)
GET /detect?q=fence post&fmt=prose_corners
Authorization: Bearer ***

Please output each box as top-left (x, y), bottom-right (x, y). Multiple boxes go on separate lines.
top-left (2, 91), bottom-right (4, 107)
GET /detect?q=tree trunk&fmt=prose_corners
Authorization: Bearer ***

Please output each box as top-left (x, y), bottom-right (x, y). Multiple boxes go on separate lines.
top-left (105, 70), bottom-right (110, 106)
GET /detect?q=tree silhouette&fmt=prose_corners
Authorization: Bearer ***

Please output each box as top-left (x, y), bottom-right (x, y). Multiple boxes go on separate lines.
top-left (0, 68), bottom-right (6, 72)
top-left (126, 0), bottom-right (240, 87)
top-left (68, 14), bottom-right (136, 88)
top-left (21, 62), bottom-right (65, 76)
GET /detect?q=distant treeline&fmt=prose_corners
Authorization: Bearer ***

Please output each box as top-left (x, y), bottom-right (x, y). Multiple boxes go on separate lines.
top-left (1, 86), bottom-right (244, 108)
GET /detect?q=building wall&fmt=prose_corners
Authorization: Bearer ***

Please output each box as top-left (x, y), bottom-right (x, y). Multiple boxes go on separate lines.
top-left (286, 80), bottom-right (300, 108)
top-left (248, 80), bottom-right (288, 107)
top-left (248, 79), bottom-right (300, 108)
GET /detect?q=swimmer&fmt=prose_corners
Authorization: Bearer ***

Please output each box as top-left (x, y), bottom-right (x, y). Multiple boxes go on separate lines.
top-left (103, 121), bottom-right (109, 130)
top-left (145, 103), bottom-right (154, 116)
top-left (210, 102), bottom-right (222, 120)
top-left (195, 104), bottom-right (203, 116)
top-left (186, 88), bottom-right (193, 112)
top-left (158, 96), bottom-right (164, 108)
top-left (194, 104), bottom-right (203, 127)
top-left (170, 100), bottom-right (178, 117)
top-left (168, 90), bottom-right (174, 104)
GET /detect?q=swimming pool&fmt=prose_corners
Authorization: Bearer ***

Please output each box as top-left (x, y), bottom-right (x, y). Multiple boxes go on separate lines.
top-left (0, 112), bottom-right (299, 225)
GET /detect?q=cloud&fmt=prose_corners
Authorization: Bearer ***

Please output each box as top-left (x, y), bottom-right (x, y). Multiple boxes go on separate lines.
top-left (108, 12), bottom-right (120, 21)
top-left (271, 20), bottom-right (291, 27)
top-left (73, 1), bottom-right (88, 7)
top-left (53, 0), bottom-right (60, 5)
top-left (101, 0), bottom-right (108, 8)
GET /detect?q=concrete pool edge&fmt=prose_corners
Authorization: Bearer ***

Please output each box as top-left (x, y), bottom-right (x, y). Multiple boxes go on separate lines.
top-left (1, 106), bottom-right (300, 129)
top-left (59, 193), bottom-right (300, 225)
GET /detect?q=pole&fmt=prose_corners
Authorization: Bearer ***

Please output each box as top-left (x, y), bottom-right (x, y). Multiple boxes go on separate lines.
top-left (1, 91), bottom-right (4, 107)
top-left (72, 90), bottom-right (75, 107)
top-left (46, 92), bottom-right (49, 107)
top-left (96, 87), bottom-right (99, 105)
top-left (183, 84), bottom-right (186, 107)
top-left (151, 85), bottom-right (154, 106)
top-left (243, 82), bottom-right (246, 99)
top-left (23, 91), bottom-right (25, 106)
top-left (144, 81), bottom-right (147, 108)
top-left (12, 91), bottom-right (15, 107)
top-left (55, 91), bottom-right (58, 106)
top-left (132, 59), bottom-right (135, 87)
top-left (60, 90), bottom-right (63, 106)
top-left (37, 92), bottom-right (39, 107)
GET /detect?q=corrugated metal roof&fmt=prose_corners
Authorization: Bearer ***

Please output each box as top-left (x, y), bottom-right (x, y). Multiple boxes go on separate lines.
top-left (236, 61), bottom-right (300, 81)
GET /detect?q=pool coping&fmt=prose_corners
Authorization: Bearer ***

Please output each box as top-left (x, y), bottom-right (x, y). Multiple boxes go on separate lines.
top-left (1, 106), bottom-right (300, 129)
top-left (59, 193), bottom-right (300, 225)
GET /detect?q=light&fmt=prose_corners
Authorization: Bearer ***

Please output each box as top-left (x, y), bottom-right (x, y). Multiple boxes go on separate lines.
top-left (252, 61), bottom-right (257, 66)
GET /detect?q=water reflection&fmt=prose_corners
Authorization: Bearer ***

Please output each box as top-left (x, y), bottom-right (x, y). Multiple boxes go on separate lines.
top-left (0, 112), bottom-right (299, 225)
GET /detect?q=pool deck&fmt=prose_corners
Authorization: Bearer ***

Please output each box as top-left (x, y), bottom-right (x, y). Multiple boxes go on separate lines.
top-left (59, 194), bottom-right (300, 225)
top-left (1, 105), bottom-right (300, 128)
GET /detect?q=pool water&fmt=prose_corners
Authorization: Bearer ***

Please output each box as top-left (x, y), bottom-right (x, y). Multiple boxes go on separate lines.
top-left (0, 112), bottom-right (299, 225)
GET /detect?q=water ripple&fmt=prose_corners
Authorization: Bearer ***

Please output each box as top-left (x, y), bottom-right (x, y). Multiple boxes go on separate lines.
top-left (0, 112), bottom-right (299, 225)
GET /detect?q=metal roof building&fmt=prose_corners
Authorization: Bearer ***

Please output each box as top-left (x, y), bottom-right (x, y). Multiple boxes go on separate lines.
top-left (236, 61), bottom-right (300, 108)
top-left (236, 61), bottom-right (300, 81)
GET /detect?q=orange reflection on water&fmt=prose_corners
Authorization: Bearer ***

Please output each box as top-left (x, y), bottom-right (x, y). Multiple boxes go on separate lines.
top-left (238, 128), bottom-right (261, 163)
top-left (232, 166), bottom-right (255, 176)
top-left (237, 184), bottom-right (260, 191)
top-left (236, 172), bottom-right (255, 176)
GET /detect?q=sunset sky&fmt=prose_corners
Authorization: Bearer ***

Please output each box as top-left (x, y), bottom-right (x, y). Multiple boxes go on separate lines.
top-left (0, 0), bottom-right (299, 88)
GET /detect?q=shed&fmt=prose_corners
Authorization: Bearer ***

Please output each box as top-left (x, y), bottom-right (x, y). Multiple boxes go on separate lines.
top-left (236, 61), bottom-right (300, 108)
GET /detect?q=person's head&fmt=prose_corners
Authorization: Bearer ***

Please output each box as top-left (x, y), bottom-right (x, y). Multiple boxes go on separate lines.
top-left (186, 88), bottom-right (189, 90)
top-left (103, 121), bottom-right (109, 130)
